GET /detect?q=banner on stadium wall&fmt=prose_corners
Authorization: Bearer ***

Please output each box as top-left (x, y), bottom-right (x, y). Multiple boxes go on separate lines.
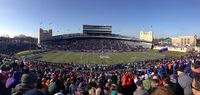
top-left (159, 47), bottom-right (168, 52)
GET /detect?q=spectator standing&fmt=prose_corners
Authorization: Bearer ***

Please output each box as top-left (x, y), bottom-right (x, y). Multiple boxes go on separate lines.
top-left (177, 67), bottom-right (193, 95)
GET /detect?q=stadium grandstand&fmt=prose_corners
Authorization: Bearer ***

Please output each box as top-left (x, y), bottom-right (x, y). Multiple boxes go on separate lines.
top-left (0, 36), bottom-right (38, 56)
top-left (39, 24), bottom-right (152, 52)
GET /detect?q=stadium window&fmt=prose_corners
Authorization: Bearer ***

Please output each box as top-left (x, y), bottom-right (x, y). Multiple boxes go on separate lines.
top-left (188, 38), bottom-right (190, 44)
top-left (184, 38), bottom-right (187, 45)
top-left (181, 38), bottom-right (183, 45)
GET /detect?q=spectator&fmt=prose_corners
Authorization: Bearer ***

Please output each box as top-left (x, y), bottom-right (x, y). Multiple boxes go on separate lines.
top-left (54, 90), bottom-right (65, 95)
top-left (149, 86), bottom-right (175, 95)
top-left (24, 88), bottom-right (44, 95)
top-left (192, 74), bottom-right (200, 95)
top-left (6, 71), bottom-right (21, 90)
top-left (111, 84), bottom-right (117, 95)
top-left (68, 81), bottom-right (76, 95)
top-left (96, 81), bottom-right (108, 95)
top-left (11, 72), bottom-right (38, 95)
top-left (191, 61), bottom-right (200, 73)
top-left (163, 75), bottom-right (184, 95)
top-left (48, 79), bottom-right (59, 95)
top-left (134, 80), bottom-right (147, 95)
top-left (150, 79), bottom-right (160, 89)
top-left (0, 72), bottom-right (10, 95)
top-left (88, 82), bottom-right (96, 95)
top-left (143, 74), bottom-right (152, 91)
top-left (177, 67), bottom-right (193, 95)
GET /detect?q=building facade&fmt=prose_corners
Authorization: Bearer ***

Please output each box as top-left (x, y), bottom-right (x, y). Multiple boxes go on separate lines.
top-left (139, 31), bottom-right (153, 42)
top-left (171, 35), bottom-right (197, 47)
top-left (38, 28), bottom-right (52, 45)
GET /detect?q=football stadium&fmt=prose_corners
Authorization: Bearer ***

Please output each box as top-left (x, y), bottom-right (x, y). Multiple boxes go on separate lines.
top-left (1, 24), bottom-right (199, 95)
top-left (14, 24), bottom-right (184, 64)
top-left (1, 0), bottom-right (200, 95)
top-left (39, 24), bottom-right (152, 52)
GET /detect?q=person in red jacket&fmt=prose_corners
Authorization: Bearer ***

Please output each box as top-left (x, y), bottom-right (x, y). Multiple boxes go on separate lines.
top-left (121, 71), bottom-right (136, 95)
top-left (122, 72), bottom-right (127, 86)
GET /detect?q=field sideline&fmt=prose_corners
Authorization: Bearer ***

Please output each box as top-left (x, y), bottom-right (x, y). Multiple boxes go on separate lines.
top-left (15, 50), bottom-right (186, 64)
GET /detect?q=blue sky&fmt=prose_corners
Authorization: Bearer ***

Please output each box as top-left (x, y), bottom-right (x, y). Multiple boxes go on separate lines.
top-left (0, 0), bottom-right (200, 38)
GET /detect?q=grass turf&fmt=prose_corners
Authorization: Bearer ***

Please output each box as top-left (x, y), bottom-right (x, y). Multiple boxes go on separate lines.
top-left (15, 50), bottom-right (186, 64)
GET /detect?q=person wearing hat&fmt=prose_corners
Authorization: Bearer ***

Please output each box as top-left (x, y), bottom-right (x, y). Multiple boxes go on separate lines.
top-left (11, 72), bottom-right (38, 95)
top-left (177, 66), bottom-right (193, 95)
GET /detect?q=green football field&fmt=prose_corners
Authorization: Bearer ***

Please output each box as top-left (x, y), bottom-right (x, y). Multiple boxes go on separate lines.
top-left (15, 50), bottom-right (186, 64)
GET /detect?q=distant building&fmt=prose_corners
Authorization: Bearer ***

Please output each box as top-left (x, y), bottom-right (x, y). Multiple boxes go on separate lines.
top-left (140, 31), bottom-right (153, 42)
top-left (38, 28), bottom-right (52, 45)
top-left (197, 38), bottom-right (200, 46)
top-left (196, 38), bottom-right (200, 52)
top-left (171, 35), bottom-right (197, 47)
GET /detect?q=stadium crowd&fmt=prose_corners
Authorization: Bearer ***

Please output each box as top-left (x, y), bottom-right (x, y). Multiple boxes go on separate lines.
top-left (0, 42), bottom-right (37, 55)
top-left (0, 51), bottom-right (200, 95)
top-left (46, 39), bottom-right (146, 52)
top-left (0, 37), bottom-right (38, 55)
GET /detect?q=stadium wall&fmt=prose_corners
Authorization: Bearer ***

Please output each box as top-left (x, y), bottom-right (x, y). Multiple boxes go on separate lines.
top-left (154, 46), bottom-right (194, 52)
